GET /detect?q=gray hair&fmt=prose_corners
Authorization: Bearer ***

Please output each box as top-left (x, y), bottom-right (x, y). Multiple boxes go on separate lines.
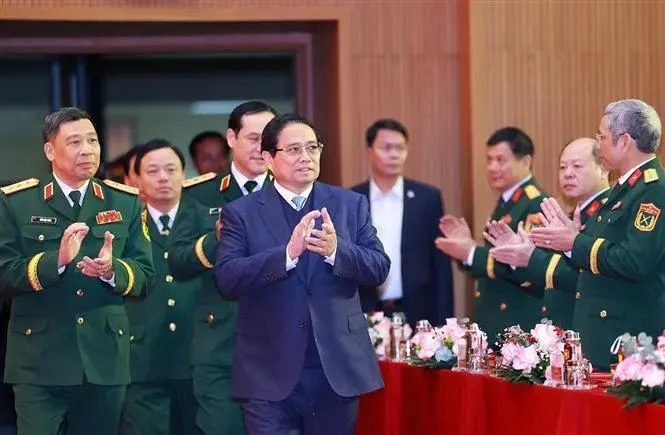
top-left (604, 99), bottom-right (661, 153)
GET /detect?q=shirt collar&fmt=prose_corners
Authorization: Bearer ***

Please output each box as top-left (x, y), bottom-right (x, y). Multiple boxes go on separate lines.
top-left (146, 202), bottom-right (179, 231)
top-left (578, 187), bottom-right (610, 211)
top-left (273, 181), bottom-right (314, 209)
top-left (52, 172), bottom-right (89, 206)
top-left (617, 156), bottom-right (657, 185)
top-left (501, 175), bottom-right (532, 203)
top-left (231, 162), bottom-right (268, 194)
top-left (369, 177), bottom-right (404, 200)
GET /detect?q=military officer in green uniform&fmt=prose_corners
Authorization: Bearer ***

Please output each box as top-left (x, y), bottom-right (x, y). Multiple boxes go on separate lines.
top-left (529, 99), bottom-right (665, 370)
top-left (486, 137), bottom-right (610, 329)
top-left (0, 107), bottom-right (153, 435)
top-left (121, 140), bottom-right (210, 434)
top-left (435, 127), bottom-right (547, 342)
top-left (169, 101), bottom-right (276, 435)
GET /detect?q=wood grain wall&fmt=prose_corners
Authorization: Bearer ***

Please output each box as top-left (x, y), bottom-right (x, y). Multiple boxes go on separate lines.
top-left (469, 0), bottom-right (665, 238)
top-left (0, 0), bottom-right (471, 317)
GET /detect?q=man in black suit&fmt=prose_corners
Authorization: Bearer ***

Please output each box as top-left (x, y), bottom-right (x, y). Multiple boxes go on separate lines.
top-left (352, 119), bottom-right (454, 325)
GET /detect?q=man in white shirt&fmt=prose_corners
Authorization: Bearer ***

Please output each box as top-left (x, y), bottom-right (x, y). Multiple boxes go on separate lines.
top-left (352, 118), bottom-right (454, 325)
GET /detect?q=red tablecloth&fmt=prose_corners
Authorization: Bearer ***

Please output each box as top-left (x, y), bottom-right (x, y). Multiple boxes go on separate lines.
top-left (356, 361), bottom-right (665, 435)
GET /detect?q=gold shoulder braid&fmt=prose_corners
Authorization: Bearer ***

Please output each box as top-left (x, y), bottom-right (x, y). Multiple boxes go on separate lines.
top-left (1, 178), bottom-right (39, 196)
top-left (102, 179), bottom-right (139, 195)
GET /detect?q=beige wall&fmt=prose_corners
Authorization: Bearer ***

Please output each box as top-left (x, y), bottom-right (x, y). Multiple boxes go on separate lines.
top-left (4, 0), bottom-right (665, 318)
top-left (469, 0), bottom-right (665, 239)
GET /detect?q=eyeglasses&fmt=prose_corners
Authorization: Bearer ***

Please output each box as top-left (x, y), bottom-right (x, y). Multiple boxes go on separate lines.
top-left (595, 131), bottom-right (638, 142)
top-left (275, 142), bottom-right (324, 157)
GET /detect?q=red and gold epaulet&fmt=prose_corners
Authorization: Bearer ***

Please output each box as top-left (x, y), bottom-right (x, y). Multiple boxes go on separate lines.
top-left (0, 178), bottom-right (39, 196)
top-left (183, 172), bottom-right (216, 188)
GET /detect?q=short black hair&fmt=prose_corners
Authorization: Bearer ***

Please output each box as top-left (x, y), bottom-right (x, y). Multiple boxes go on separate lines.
top-left (486, 127), bottom-right (534, 158)
top-left (188, 131), bottom-right (229, 160)
top-left (365, 118), bottom-right (409, 147)
top-left (122, 145), bottom-right (142, 177)
top-left (134, 138), bottom-right (186, 175)
top-left (261, 113), bottom-right (321, 155)
top-left (228, 101), bottom-right (277, 135)
top-left (42, 107), bottom-right (93, 142)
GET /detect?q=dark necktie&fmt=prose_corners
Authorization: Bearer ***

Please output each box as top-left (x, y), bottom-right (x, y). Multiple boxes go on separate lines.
top-left (244, 180), bottom-right (258, 194)
top-left (69, 190), bottom-right (82, 218)
top-left (159, 215), bottom-right (171, 235)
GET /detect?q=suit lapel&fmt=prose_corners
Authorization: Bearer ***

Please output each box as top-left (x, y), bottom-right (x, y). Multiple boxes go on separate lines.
top-left (258, 184), bottom-right (292, 246)
top-left (401, 179), bottom-right (415, 251)
top-left (44, 175), bottom-right (76, 221)
top-left (79, 180), bottom-right (106, 224)
top-left (306, 182), bottom-right (333, 285)
top-left (220, 174), bottom-right (243, 204)
top-left (145, 210), bottom-right (168, 249)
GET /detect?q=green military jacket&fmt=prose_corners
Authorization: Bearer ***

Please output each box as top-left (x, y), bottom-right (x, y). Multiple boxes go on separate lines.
top-left (0, 175), bottom-right (153, 386)
top-left (523, 188), bottom-right (610, 329)
top-left (467, 177), bottom-right (547, 342)
top-left (125, 194), bottom-right (211, 382)
top-left (570, 158), bottom-right (665, 368)
top-left (169, 171), bottom-right (245, 368)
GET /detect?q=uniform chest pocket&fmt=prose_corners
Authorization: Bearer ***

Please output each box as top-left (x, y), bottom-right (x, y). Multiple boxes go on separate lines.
top-left (21, 225), bottom-right (63, 251)
top-left (602, 209), bottom-right (627, 226)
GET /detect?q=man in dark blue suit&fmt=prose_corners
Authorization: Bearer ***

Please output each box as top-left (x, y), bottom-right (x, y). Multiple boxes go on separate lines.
top-left (215, 113), bottom-right (390, 435)
top-left (352, 119), bottom-right (454, 325)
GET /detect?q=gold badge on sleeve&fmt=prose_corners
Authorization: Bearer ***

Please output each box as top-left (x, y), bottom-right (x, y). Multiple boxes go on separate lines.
top-left (634, 203), bottom-right (661, 232)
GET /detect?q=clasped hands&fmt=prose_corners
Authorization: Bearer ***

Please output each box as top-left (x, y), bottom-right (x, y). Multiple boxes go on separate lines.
top-left (487, 198), bottom-right (582, 267)
top-left (287, 207), bottom-right (336, 259)
top-left (57, 222), bottom-right (115, 280)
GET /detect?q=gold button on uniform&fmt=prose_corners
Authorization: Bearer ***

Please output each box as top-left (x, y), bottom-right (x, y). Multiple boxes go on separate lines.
top-left (163, 251), bottom-right (168, 260)
top-left (118, 329), bottom-right (124, 336)
top-left (75, 289), bottom-right (84, 297)
top-left (167, 298), bottom-right (175, 307)
top-left (499, 303), bottom-right (507, 311)
top-left (76, 317), bottom-right (84, 325)
top-left (169, 322), bottom-right (177, 332)
top-left (599, 309), bottom-right (607, 318)
top-left (130, 335), bottom-right (135, 342)
top-left (474, 291), bottom-right (481, 298)
top-left (38, 234), bottom-right (45, 241)
top-left (207, 314), bottom-right (215, 324)
top-left (24, 328), bottom-right (32, 336)
top-left (165, 275), bottom-right (173, 283)
top-left (575, 292), bottom-right (581, 299)
top-left (541, 306), bottom-right (548, 313)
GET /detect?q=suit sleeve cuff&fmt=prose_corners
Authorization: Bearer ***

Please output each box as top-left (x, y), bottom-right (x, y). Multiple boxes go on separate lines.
top-left (571, 233), bottom-right (604, 273)
top-left (113, 258), bottom-right (137, 296)
top-left (195, 233), bottom-right (216, 269)
top-left (30, 250), bottom-right (61, 291)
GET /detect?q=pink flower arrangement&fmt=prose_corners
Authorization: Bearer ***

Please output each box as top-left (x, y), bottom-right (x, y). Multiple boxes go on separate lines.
top-left (610, 331), bottom-right (665, 408)
top-left (408, 318), bottom-right (478, 369)
top-left (495, 320), bottom-right (565, 384)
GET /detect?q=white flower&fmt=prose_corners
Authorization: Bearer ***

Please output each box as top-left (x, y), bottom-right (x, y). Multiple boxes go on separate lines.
top-left (531, 323), bottom-right (561, 352)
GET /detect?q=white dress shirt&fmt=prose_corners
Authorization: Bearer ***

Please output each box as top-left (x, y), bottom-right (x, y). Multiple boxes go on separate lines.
top-left (52, 172), bottom-right (89, 207)
top-left (231, 162), bottom-right (268, 195)
top-left (146, 203), bottom-right (179, 234)
top-left (369, 177), bottom-right (404, 300)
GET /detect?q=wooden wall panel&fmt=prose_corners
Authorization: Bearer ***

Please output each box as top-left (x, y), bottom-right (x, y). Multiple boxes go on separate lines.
top-left (470, 0), bottom-right (665, 239)
top-left (0, 0), bottom-right (470, 317)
